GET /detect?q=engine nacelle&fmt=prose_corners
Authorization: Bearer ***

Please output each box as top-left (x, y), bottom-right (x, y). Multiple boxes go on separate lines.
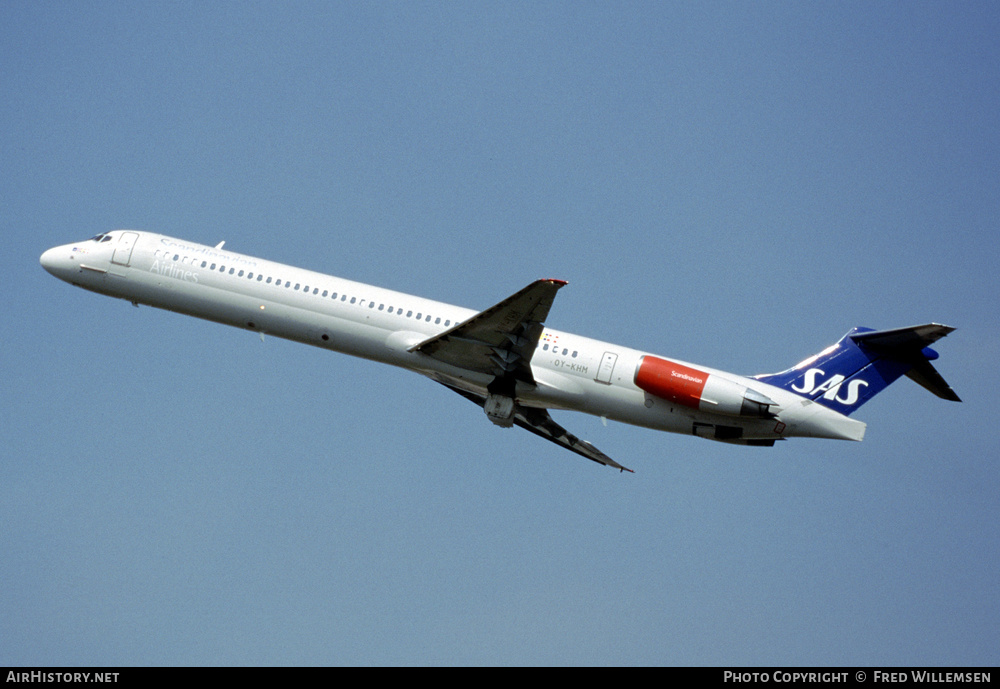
top-left (634, 356), bottom-right (779, 418)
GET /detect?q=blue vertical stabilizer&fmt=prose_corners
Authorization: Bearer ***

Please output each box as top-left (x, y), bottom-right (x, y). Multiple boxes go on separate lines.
top-left (754, 324), bottom-right (960, 416)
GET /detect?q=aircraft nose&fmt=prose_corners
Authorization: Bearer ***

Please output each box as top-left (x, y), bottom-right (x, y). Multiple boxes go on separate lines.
top-left (40, 245), bottom-right (72, 277)
top-left (40, 247), bottom-right (57, 272)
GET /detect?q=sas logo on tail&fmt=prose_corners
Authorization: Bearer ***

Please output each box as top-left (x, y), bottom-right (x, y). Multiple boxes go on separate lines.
top-left (792, 368), bottom-right (868, 405)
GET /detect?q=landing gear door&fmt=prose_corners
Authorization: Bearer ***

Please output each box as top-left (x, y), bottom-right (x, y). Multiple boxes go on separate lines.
top-left (595, 351), bottom-right (618, 385)
top-left (112, 232), bottom-right (139, 266)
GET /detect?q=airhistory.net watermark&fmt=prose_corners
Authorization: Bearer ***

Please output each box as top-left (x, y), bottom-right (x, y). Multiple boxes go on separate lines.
top-left (6, 673), bottom-right (119, 683)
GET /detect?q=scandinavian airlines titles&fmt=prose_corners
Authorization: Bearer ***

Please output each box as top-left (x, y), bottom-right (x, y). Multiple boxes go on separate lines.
top-left (159, 238), bottom-right (258, 267)
top-left (149, 259), bottom-right (198, 283)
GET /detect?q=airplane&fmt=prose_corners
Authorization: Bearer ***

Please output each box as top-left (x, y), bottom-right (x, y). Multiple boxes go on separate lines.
top-left (40, 230), bottom-right (960, 473)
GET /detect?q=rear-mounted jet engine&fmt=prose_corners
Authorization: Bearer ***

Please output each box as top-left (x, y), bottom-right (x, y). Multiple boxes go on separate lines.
top-left (634, 356), bottom-right (779, 418)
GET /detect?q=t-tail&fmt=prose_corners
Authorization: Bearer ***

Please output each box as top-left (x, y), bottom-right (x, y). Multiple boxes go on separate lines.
top-left (754, 323), bottom-right (961, 416)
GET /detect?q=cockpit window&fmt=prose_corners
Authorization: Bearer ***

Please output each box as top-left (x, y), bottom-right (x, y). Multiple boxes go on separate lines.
top-left (90, 233), bottom-right (106, 242)
top-left (101, 235), bottom-right (113, 242)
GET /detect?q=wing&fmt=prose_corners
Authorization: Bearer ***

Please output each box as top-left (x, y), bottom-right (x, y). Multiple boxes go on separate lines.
top-left (414, 279), bottom-right (632, 472)
top-left (441, 383), bottom-right (633, 473)
top-left (408, 279), bottom-right (567, 384)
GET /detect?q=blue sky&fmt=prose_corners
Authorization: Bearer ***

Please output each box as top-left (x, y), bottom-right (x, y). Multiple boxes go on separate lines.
top-left (3, 1), bottom-right (998, 666)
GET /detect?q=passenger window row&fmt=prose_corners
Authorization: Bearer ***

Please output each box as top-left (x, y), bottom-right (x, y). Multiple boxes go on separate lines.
top-left (151, 249), bottom-right (454, 328)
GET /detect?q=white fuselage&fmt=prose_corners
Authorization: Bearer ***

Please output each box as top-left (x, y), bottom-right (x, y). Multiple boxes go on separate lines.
top-left (40, 231), bottom-right (865, 446)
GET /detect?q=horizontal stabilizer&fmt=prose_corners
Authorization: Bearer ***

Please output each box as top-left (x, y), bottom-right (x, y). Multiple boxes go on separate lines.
top-left (849, 323), bottom-right (954, 351)
top-left (905, 358), bottom-right (962, 402)
top-left (851, 324), bottom-right (960, 402)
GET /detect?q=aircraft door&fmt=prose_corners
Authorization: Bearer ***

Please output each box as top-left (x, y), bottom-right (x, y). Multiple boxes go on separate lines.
top-left (112, 232), bottom-right (139, 266)
top-left (595, 351), bottom-right (618, 384)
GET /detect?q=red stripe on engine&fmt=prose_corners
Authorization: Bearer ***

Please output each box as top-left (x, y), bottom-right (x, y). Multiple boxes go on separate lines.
top-left (634, 356), bottom-right (709, 409)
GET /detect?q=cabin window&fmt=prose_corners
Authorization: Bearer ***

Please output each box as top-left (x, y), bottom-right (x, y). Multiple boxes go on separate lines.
top-left (350, 297), bottom-right (356, 304)
top-left (322, 290), bottom-right (328, 297)
top-left (238, 270), bottom-right (244, 277)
